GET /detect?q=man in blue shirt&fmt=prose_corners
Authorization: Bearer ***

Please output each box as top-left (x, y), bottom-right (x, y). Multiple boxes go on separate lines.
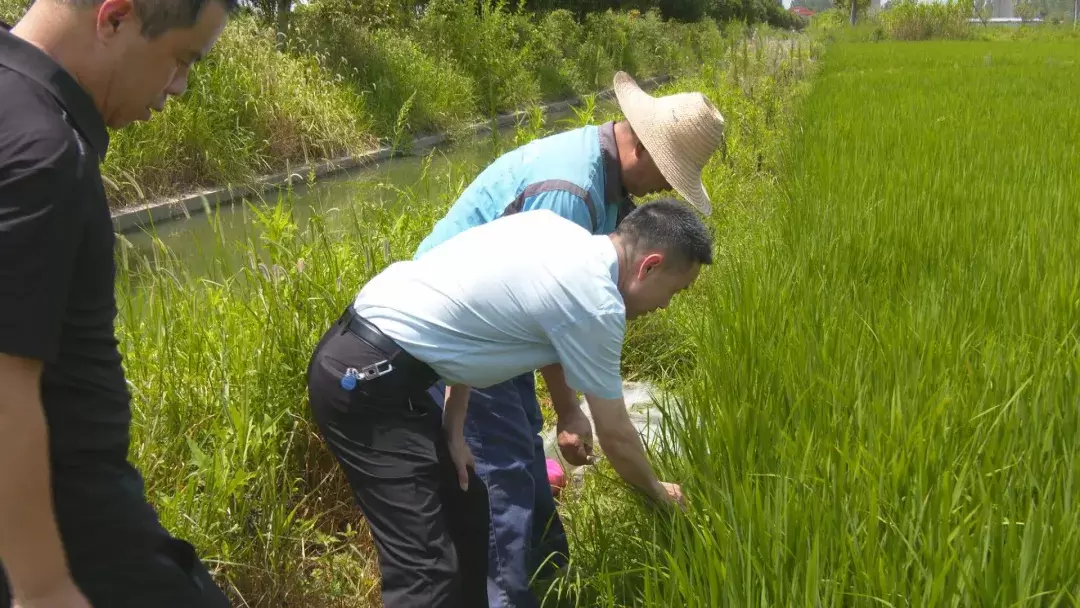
top-left (413, 71), bottom-right (727, 607)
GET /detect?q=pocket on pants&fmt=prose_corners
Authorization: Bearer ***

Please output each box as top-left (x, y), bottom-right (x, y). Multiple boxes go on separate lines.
top-left (312, 346), bottom-right (431, 421)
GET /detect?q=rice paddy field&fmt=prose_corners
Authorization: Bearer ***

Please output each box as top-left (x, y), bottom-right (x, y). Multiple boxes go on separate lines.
top-left (110, 23), bottom-right (1080, 608)
top-left (595, 39), bottom-right (1080, 607)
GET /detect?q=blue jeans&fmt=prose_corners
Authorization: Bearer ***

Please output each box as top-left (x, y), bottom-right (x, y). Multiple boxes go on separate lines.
top-left (428, 373), bottom-right (570, 608)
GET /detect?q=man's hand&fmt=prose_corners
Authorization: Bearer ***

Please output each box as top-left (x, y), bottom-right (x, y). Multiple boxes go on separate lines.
top-left (556, 406), bottom-right (594, 466)
top-left (540, 364), bottom-right (594, 465)
top-left (658, 481), bottom-right (686, 510)
top-left (14, 581), bottom-right (93, 608)
top-left (446, 431), bottom-right (476, 492)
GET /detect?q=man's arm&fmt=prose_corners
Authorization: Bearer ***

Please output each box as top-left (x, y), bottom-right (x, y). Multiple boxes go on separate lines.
top-left (539, 364), bottom-right (578, 418)
top-left (546, 312), bottom-right (681, 505)
top-left (540, 364), bottom-right (593, 466)
top-left (0, 354), bottom-right (84, 603)
top-left (443, 383), bottom-right (471, 436)
top-left (442, 384), bottom-right (474, 491)
top-left (584, 393), bottom-right (670, 503)
top-left (0, 132), bottom-right (90, 605)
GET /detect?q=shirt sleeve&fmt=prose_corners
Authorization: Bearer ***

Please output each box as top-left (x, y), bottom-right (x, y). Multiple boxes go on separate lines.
top-left (546, 311), bottom-right (625, 399)
top-left (0, 132), bottom-right (82, 362)
top-left (520, 188), bottom-right (595, 234)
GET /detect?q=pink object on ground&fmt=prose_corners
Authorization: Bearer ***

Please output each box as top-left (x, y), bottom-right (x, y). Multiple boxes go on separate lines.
top-left (546, 458), bottom-right (567, 496)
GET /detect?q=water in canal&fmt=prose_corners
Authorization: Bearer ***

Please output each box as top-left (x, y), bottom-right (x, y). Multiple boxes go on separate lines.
top-left (119, 103), bottom-right (614, 276)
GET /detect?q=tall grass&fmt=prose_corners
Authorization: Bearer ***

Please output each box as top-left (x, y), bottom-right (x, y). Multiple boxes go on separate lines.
top-left (1, 0), bottom-right (734, 209)
top-left (880, 0), bottom-right (972, 40)
top-left (111, 28), bottom-right (817, 606)
top-left (117, 189), bottom-right (450, 606)
top-left (556, 39), bottom-right (1080, 606)
top-left (104, 17), bottom-right (374, 206)
top-left (0, 0), bottom-right (25, 24)
top-left (287, 6), bottom-right (477, 139)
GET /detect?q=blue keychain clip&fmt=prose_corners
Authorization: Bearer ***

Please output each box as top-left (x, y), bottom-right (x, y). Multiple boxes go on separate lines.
top-left (340, 368), bottom-right (361, 391)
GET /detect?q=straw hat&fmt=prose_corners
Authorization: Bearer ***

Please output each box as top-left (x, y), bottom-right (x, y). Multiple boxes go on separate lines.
top-left (613, 71), bottom-right (725, 217)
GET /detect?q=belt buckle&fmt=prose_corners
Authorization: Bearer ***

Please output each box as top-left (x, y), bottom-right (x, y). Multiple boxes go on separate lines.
top-left (359, 359), bottom-right (394, 381)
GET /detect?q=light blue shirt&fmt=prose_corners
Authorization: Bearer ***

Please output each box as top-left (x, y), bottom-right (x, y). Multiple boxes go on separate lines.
top-left (354, 210), bottom-right (626, 399)
top-left (413, 121), bottom-right (632, 259)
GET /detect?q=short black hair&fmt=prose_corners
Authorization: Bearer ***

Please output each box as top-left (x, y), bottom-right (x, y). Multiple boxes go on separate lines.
top-left (61, 0), bottom-right (238, 38)
top-left (613, 198), bottom-right (713, 268)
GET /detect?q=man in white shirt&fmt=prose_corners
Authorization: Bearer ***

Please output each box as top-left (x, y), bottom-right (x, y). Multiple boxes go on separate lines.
top-left (305, 199), bottom-right (712, 607)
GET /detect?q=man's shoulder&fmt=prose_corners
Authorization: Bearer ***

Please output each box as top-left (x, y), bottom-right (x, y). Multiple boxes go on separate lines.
top-left (537, 229), bottom-right (623, 307)
top-left (504, 208), bottom-right (593, 236)
top-left (0, 67), bottom-right (83, 176)
top-left (511, 124), bottom-right (603, 185)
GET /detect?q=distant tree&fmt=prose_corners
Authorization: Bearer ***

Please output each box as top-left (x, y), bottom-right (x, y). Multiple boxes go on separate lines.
top-left (834, 0), bottom-right (871, 20)
top-left (658, 0), bottom-right (709, 21)
top-left (1030, 0), bottom-right (1074, 20)
top-left (240, 0), bottom-right (293, 33)
top-left (1014, 0), bottom-right (1037, 19)
top-left (973, 0), bottom-right (993, 23)
top-left (792, 0), bottom-right (834, 12)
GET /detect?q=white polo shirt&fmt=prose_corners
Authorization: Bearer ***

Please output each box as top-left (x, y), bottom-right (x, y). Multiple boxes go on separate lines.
top-left (352, 209), bottom-right (626, 399)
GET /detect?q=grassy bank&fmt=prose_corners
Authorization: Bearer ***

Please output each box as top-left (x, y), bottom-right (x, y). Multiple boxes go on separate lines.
top-left (112, 28), bottom-right (818, 607)
top-left (0, 0), bottom-right (738, 209)
top-left (557, 38), bottom-right (1079, 606)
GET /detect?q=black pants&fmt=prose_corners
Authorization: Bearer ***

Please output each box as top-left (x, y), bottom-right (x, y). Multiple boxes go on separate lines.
top-left (0, 452), bottom-right (230, 608)
top-left (307, 311), bottom-right (490, 608)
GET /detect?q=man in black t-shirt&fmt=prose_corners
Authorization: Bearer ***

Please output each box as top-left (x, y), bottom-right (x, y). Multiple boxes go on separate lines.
top-left (0, 1), bottom-right (237, 607)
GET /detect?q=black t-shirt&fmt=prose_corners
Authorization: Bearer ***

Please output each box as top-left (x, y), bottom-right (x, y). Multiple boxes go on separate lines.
top-left (0, 26), bottom-right (131, 453)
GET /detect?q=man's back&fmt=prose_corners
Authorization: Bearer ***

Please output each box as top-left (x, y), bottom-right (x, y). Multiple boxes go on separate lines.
top-left (356, 210), bottom-right (626, 399)
top-left (413, 124), bottom-right (618, 258)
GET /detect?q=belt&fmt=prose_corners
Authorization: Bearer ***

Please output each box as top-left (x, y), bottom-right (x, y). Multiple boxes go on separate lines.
top-left (337, 307), bottom-right (438, 389)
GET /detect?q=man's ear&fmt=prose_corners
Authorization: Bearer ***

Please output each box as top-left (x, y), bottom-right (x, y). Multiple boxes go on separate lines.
top-left (638, 253), bottom-right (663, 280)
top-left (635, 140), bottom-right (649, 161)
top-left (96, 0), bottom-right (137, 40)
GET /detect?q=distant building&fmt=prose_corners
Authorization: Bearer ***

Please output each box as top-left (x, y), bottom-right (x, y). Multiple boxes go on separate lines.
top-left (791, 6), bottom-right (816, 17)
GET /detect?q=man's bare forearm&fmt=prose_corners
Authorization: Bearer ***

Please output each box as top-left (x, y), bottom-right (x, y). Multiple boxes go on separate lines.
top-left (0, 355), bottom-right (72, 600)
top-left (442, 383), bottom-right (471, 435)
top-left (540, 364), bottom-right (580, 417)
top-left (585, 394), bottom-right (666, 501)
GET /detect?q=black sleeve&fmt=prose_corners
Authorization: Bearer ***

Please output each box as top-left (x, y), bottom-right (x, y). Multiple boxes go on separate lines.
top-left (0, 130), bottom-right (83, 362)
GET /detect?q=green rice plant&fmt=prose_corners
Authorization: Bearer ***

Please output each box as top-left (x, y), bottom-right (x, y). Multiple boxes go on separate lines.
top-left (969, 22), bottom-right (1080, 41)
top-left (619, 38), bottom-right (817, 385)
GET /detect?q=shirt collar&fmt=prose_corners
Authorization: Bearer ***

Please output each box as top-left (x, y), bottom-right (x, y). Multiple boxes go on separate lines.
top-left (598, 121), bottom-right (636, 225)
top-left (0, 23), bottom-right (110, 161)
